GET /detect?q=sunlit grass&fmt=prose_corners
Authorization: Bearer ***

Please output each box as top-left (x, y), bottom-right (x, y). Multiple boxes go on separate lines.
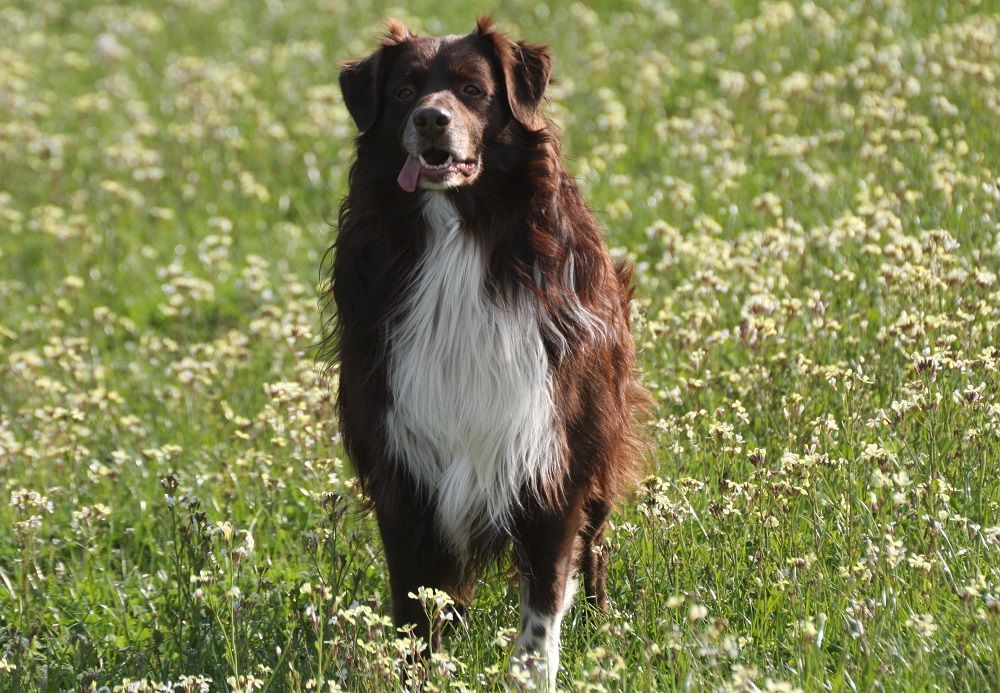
top-left (1, 0), bottom-right (999, 690)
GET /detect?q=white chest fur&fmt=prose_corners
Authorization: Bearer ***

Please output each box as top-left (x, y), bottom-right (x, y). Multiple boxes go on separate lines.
top-left (385, 193), bottom-right (561, 561)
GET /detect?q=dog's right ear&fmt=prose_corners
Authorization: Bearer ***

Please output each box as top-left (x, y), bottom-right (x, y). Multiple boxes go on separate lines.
top-left (339, 52), bottom-right (381, 133)
top-left (340, 19), bottom-right (416, 133)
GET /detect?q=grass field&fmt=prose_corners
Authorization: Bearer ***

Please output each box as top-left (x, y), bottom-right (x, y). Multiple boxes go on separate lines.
top-left (2, 0), bottom-right (999, 690)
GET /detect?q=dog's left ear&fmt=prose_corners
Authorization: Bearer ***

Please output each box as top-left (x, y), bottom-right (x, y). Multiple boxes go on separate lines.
top-left (340, 19), bottom-right (416, 133)
top-left (475, 16), bottom-right (552, 127)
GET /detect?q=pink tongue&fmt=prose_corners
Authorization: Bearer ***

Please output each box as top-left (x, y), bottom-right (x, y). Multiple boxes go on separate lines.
top-left (397, 155), bottom-right (421, 192)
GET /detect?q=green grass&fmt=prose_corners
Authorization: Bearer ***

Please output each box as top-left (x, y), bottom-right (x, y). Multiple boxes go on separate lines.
top-left (2, 0), bottom-right (1000, 690)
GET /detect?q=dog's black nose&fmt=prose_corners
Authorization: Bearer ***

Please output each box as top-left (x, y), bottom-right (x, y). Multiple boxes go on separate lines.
top-left (413, 107), bottom-right (451, 139)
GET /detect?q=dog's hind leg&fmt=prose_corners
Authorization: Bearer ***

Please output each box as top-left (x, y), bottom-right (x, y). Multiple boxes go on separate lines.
top-left (580, 498), bottom-right (611, 612)
top-left (579, 497), bottom-right (611, 612)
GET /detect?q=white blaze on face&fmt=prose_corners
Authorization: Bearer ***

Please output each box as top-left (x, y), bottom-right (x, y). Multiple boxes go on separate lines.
top-left (401, 94), bottom-right (474, 162)
top-left (399, 96), bottom-right (477, 191)
top-left (384, 192), bottom-right (562, 563)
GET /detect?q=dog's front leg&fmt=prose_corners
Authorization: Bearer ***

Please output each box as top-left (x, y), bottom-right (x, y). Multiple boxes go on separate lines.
top-left (372, 482), bottom-right (467, 653)
top-left (512, 489), bottom-right (587, 691)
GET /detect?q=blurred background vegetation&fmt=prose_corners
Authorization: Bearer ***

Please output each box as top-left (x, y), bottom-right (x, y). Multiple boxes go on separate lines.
top-left (1, 0), bottom-right (999, 690)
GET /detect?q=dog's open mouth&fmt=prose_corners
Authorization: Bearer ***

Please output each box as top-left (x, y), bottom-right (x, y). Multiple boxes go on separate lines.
top-left (398, 148), bottom-right (478, 192)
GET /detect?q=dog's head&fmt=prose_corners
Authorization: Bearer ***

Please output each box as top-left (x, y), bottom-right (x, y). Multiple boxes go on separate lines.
top-left (339, 17), bottom-right (551, 192)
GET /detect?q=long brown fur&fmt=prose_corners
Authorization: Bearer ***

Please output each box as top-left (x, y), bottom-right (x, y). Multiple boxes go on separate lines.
top-left (323, 15), bottom-right (648, 657)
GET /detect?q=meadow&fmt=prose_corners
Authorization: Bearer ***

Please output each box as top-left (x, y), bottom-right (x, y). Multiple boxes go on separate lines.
top-left (1, 0), bottom-right (999, 690)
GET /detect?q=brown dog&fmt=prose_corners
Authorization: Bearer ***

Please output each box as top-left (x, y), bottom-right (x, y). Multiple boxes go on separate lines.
top-left (327, 17), bottom-right (646, 688)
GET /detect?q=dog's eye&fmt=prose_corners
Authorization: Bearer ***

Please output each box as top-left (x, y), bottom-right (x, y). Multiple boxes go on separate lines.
top-left (462, 84), bottom-right (483, 97)
top-left (395, 86), bottom-right (415, 101)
